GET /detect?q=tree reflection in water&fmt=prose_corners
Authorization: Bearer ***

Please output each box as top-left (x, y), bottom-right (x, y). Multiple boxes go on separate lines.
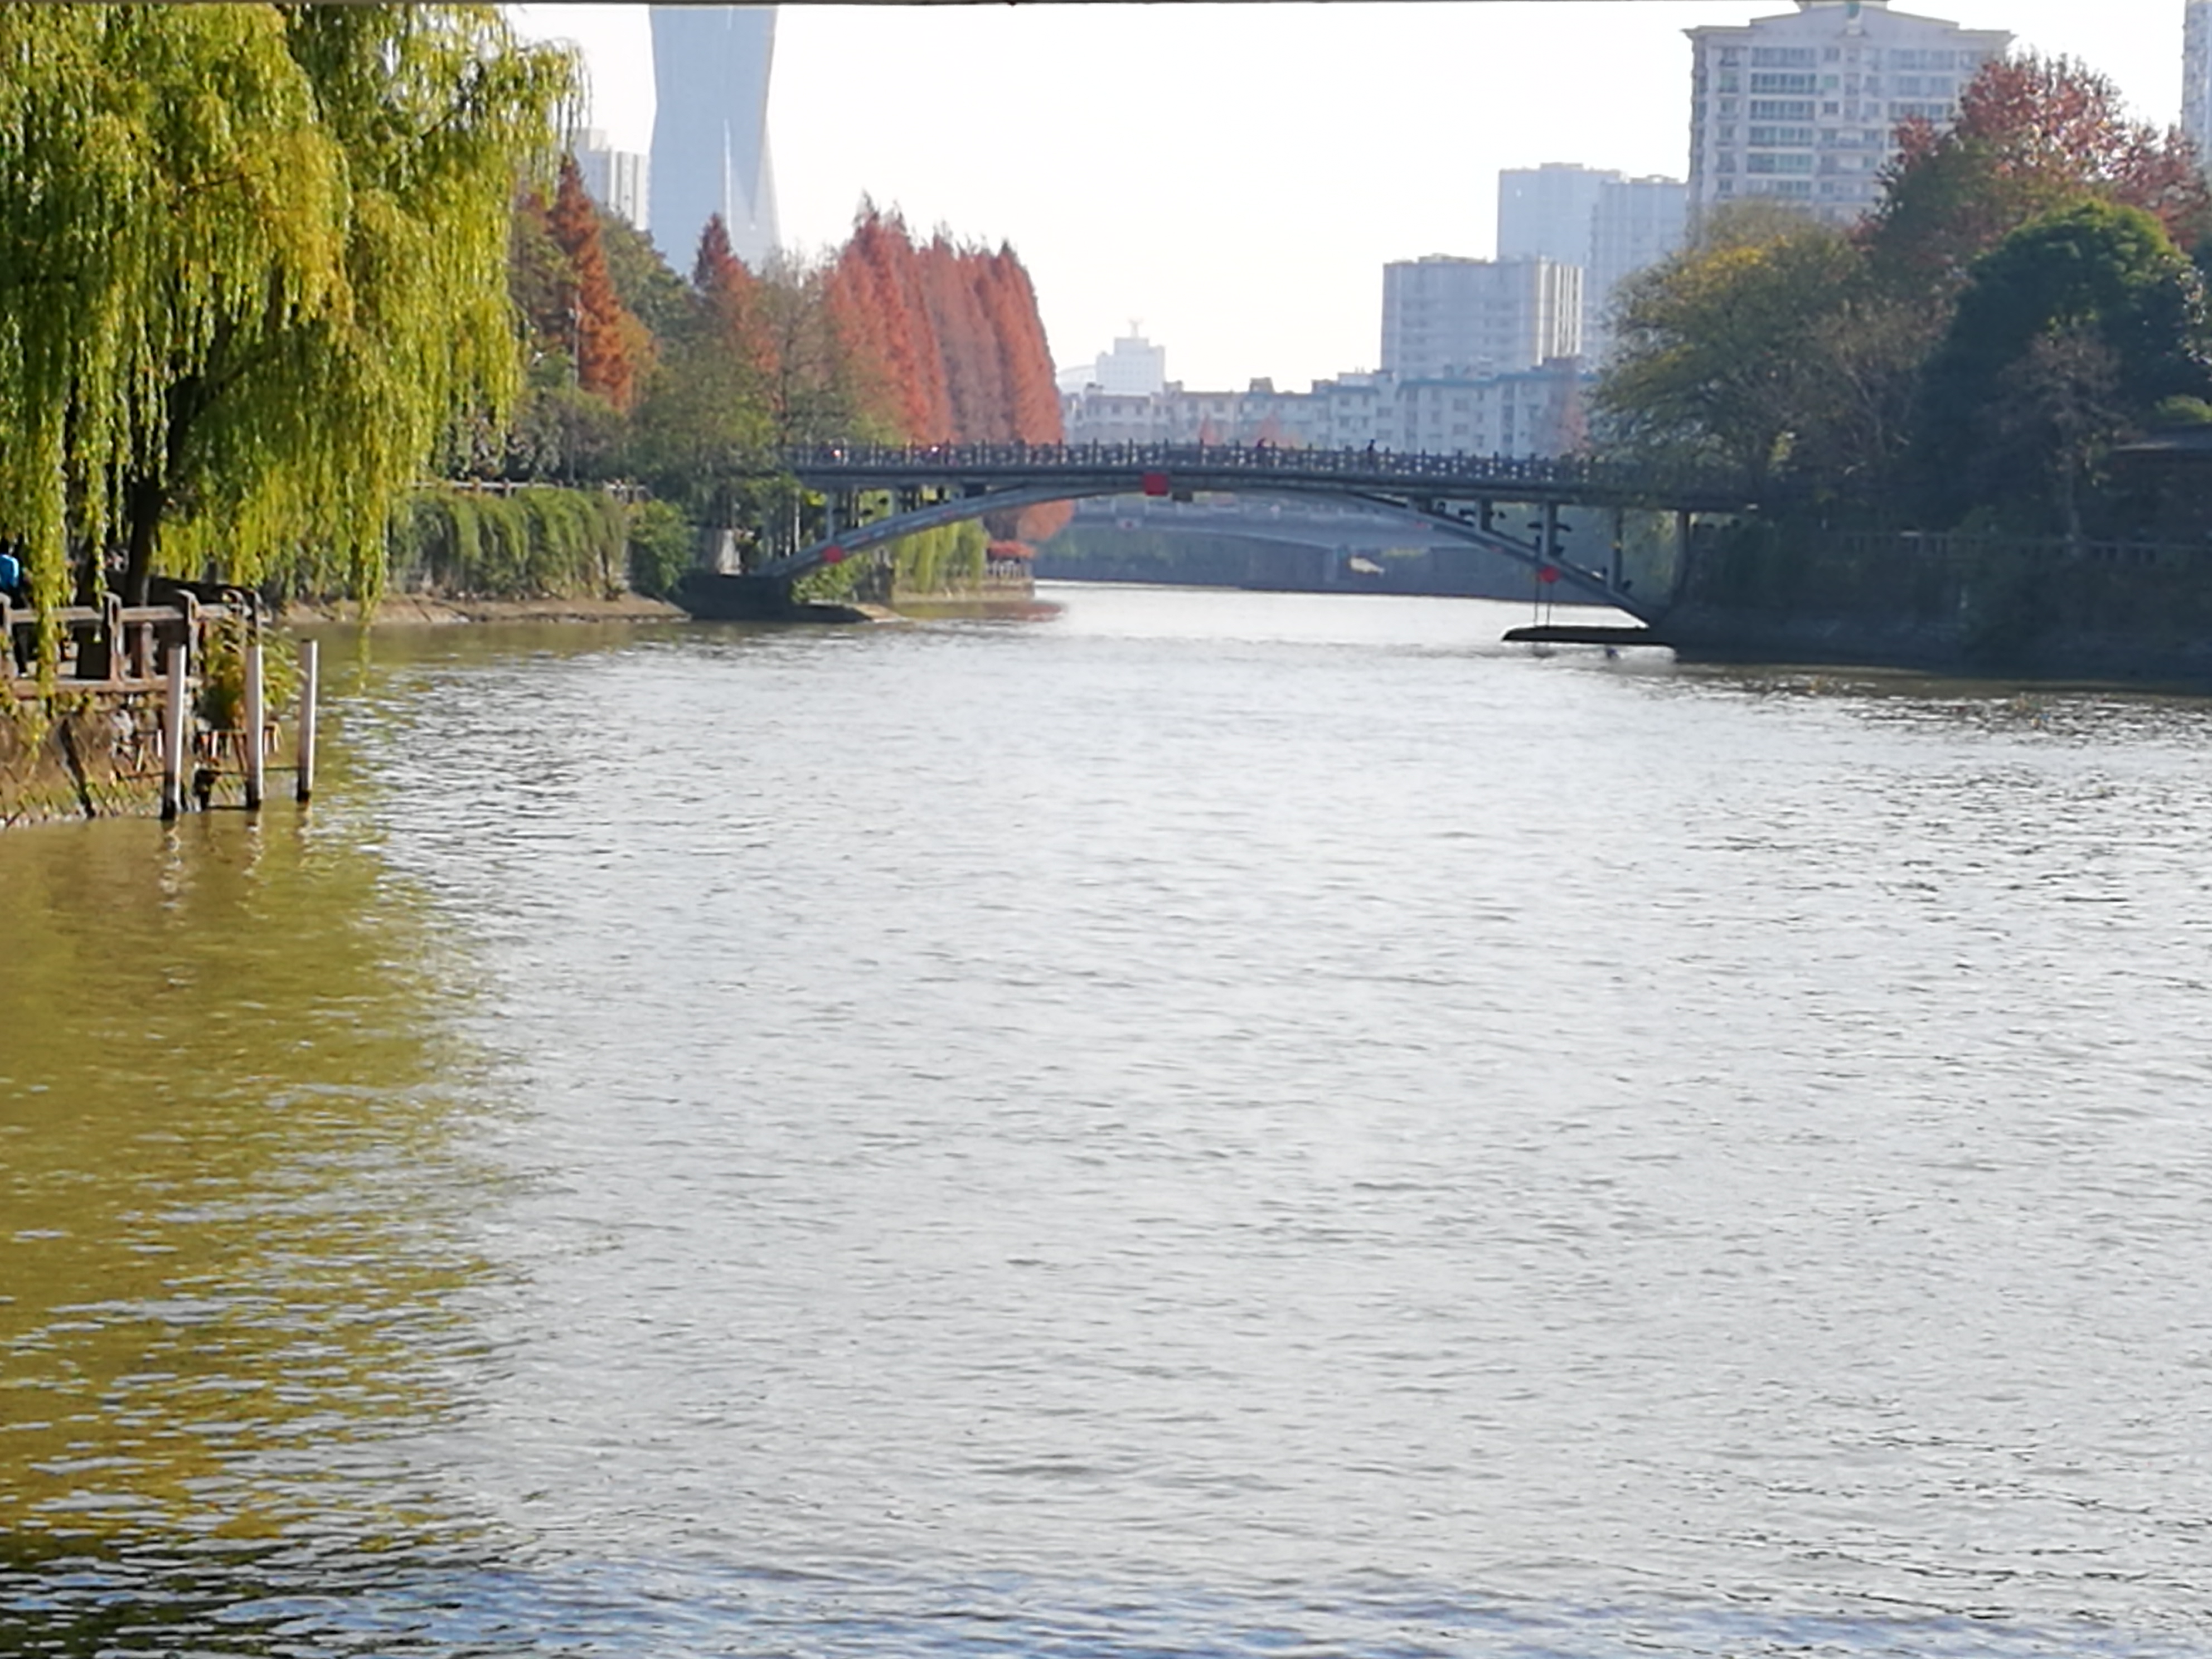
top-left (0, 807), bottom-right (501, 1645)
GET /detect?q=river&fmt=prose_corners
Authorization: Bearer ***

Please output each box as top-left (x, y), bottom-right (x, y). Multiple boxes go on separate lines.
top-left (5, 583), bottom-right (2212, 1656)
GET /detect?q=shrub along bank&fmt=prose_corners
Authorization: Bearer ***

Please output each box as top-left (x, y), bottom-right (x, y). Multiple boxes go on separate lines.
top-left (382, 485), bottom-right (692, 603)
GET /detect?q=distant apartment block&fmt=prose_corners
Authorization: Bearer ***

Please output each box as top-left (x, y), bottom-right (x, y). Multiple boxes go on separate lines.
top-left (572, 128), bottom-right (648, 233)
top-left (1498, 164), bottom-right (1614, 268)
top-left (1498, 164), bottom-right (1687, 363)
top-left (1061, 363), bottom-right (1584, 460)
top-left (651, 5), bottom-right (779, 267)
top-left (2188, 2), bottom-right (2212, 170)
top-left (1088, 331), bottom-right (1169, 396)
top-left (1380, 256), bottom-right (1581, 379)
top-left (1686, 0), bottom-right (2009, 225)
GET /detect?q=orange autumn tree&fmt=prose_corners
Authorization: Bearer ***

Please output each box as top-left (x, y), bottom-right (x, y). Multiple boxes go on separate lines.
top-left (826, 207), bottom-right (1067, 545)
top-left (524, 193), bottom-right (1070, 565)
top-left (919, 234), bottom-right (1010, 440)
top-left (976, 244), bottom-right (1071, 541)
top-left (828, 206), bottom-right (952, 443)
top-left (692, 214), bottom-right (772, 389)
top-left (502, 163), bottom-right (648, 482)
top-left (548, 156), bottom-right (647, 411)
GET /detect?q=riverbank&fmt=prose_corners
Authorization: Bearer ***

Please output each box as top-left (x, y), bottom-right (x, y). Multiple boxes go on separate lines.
top-left (1662, 526), bottom-right (2212, 688)
top-left (283, 592), bottom-right (687, 628)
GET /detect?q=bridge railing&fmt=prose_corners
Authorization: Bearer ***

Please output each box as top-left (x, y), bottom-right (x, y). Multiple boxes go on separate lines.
top-left (772, 442), bottom-right (1752, 501)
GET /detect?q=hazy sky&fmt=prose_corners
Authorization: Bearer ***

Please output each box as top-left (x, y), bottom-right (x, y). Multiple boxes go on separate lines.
top-left (508, 2), bottom-right (2190, 392)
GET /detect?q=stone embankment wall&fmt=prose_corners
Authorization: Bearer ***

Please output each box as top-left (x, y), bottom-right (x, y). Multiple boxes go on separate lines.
top-left (1, 695), bottom-right (169, 827)
top-left (1664, 526), bottom-right (2212, 684)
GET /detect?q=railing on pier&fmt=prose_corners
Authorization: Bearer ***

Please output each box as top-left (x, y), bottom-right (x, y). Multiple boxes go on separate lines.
top-left (1, 585), bottom-right (251, 696)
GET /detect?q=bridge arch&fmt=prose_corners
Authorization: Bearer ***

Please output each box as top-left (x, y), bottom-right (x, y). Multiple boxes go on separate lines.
top-left (775, 481), bottom-right (1652, 619)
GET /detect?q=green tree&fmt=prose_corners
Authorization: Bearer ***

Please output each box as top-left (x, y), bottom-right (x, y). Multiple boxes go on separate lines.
top-left (0, 5), bottom-right (573, 608)
top-left (624, 216), bottom-right (776, 527)
top-left (599, 214), bottom-right (693, 344)
top-left (1912, 199), bottom-right (2212, 530)
top-left (1596, 208), bottom-right (1903, 495)
top-left (750, 257), bottom-right (869, 449)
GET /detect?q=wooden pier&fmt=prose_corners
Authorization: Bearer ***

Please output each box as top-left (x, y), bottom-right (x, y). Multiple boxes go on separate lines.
top-left (1, 585), bottom-right (317, 823)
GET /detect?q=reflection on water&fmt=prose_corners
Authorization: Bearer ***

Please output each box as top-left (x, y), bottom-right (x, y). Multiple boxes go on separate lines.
top-left (7, 595), bottom-right (2212, 1656)
top-left (0, 790), bottom-right (499, 1647)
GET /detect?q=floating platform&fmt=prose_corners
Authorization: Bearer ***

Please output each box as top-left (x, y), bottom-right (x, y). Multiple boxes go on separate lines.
top-left (1502, 623), bottom-right (1674, 648)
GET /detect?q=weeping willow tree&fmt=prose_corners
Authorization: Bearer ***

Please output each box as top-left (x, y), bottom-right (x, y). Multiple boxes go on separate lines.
top-left (0, 5), bottom-right (573, 613)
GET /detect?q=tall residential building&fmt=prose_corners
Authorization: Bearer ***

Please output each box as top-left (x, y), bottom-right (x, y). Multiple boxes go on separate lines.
top-left (572, 128), bottom-right (649, 234)
top-left (1587, 176), bottom-right (1689, 359)
top-left (1497, 166), bottom-right (1688, 363)
top-left (2187, 2), bottom-right (2212, 169)
top-left (1498, 164), bottom-right (1617, 267)
top-left (1686, 1), bottom-right (2009, 226)
top-left (650, 6), bottom-right (779, 269)
top-left (1380, 256), bottom-right (1582, 379)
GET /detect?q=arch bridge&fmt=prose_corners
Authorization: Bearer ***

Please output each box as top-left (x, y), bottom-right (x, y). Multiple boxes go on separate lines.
top-left (693, 443), bottom-right (1762, 624)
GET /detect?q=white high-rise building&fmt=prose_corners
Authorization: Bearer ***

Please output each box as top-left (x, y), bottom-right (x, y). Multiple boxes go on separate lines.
top-left (1498, 164), bottom-right (1617, 266)
top-left (1686, 1), bottom-right (2009, 226)
top-left (1497, 166), bottom-right (1689, 364)
top-left (572, 128), bottom-right (648, 234)
top-left (1587, 176), bottom-right (1689, 360)
top-left (2187, 2), bottom-right (2212, 170)
top-left (1380, 256), bottom-right (1581, 379)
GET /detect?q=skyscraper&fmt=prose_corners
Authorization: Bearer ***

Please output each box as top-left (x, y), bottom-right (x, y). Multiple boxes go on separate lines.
top-left (649, 6), bottom-right (779, 269)
top-left (1685, 1), bottom-right (2008, 226)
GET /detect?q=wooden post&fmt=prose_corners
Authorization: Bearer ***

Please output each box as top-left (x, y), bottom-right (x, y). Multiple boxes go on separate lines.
top-left (295, 638), bottom-right (318, 805)
top-left (161, 635), bottom-right (189, 822)
top-left (242, 628), bottom-right (265, 811)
